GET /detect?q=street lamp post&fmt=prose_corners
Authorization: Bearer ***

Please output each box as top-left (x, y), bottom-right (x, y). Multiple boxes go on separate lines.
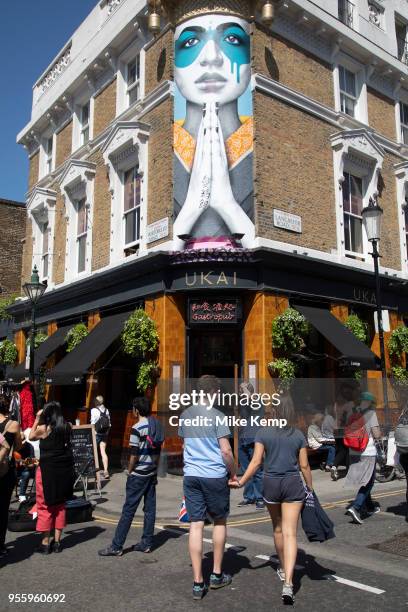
top-left (361, 196), bottom-right (389, 428)
top-left (23, 265), bottom-right (47, 407)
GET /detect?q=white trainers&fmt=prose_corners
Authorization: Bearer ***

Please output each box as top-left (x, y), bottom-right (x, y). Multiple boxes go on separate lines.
top-left (282, 583), bottom-right (294, 605)
top-left (277, 568), bottom-right (285, 582)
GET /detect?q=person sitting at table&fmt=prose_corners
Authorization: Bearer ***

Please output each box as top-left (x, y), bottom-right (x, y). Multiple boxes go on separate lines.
top-left (307, 412), bottom-right (335, 471)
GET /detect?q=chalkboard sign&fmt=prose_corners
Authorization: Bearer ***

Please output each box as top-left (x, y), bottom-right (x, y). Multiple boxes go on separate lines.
top-left (71, 425), bottom-right (99, 478)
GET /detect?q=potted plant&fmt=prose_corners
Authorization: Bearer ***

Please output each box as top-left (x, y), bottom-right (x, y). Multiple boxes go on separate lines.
top-left (0, 339), bottom-right (18, 366)
top-left (65, 323), bottom-right (89, 353)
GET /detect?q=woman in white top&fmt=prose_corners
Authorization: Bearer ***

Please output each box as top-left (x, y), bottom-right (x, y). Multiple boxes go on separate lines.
top-left (90, 396), bottom-right (111, 479)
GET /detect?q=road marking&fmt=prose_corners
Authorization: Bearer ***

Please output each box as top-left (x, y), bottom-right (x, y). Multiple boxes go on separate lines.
top-left (323, 574), bottom-right (385, 595)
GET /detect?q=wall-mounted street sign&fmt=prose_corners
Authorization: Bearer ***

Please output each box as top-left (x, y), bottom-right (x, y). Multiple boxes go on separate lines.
top-left (188, 298), bottom-right (242, 325)
top-left (147, 217), bottom-right (169, 244)
top-left (273, 209), bottom-right (302, 233)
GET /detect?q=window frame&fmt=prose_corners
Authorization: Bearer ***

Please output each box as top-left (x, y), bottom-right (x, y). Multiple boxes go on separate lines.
top-left (76, 197), bottom-right (88, 274)
top-left (80, 101), bottom-right (91, 146)
top-left (342, 171), bottom-right (366, 260)
top-left (45, 137), bottom-right (54, 175)
top-left (41, 220), bottom-right (49, 281)
top-left (123, 165), bottom-right (142, 248)
top-left (339, 65), bottom-right (357, 118)
top-left (126, 55), bottom-right (141, 107)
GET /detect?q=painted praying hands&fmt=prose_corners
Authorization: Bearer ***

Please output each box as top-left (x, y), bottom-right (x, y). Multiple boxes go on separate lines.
top-left (173, 102), bottom-right (255, 251)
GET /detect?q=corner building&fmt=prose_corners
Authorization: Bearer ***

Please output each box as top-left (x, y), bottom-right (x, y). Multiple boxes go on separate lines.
top-left (11, 0), bottom-right (408, 461)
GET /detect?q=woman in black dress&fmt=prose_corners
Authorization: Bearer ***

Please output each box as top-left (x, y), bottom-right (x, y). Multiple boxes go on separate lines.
top-left (0, 397), bottom-right (22, 558)
top-left (29, 402), bottom-right (74, 554)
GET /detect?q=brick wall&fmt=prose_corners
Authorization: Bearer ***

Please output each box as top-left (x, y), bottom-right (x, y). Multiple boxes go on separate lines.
top-left (93, 78), bottom-right (117, 139)
top-left (52, 190), bottom-right (67, 285)
top-left (144, 27), bottom-right (173, 96)
top-left (56, 121), bottom-right (73, 168)
top-left (252, 24), bottom-right (334, 108)
top-left (88, 149), bottom-right (111, 271)
top-left (378, 151), bottom-right (402, 271)
top-left (254, 92), bottom-right (337, 252)
top-left (28, 153), bottom-right (39, 191)
top-left (367, 88), bottom-right (396, 142)
top-left (0, 200), bottom-right (26, 296)
top-left (144, 97), bottom-right (174, 244)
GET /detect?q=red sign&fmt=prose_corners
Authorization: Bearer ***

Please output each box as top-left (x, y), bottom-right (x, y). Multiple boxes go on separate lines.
top-left (189, 299), bottom-right (242, 324)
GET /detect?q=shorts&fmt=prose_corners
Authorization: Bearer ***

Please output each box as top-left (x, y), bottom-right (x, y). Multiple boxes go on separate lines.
top-left (183, 476), bottom-right (230, 522)
top-left (262, 474), bottom-right (306, 504)
top-left (96, 433), bottom-right (108, 445)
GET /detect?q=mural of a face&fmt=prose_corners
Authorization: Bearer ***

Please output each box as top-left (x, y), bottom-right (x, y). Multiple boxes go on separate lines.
top-left (175, 14), bottom-right (251, 106)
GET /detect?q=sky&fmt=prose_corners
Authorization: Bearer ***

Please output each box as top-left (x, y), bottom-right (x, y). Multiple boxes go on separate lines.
top-left (0, 0), bottom-right (97, 203)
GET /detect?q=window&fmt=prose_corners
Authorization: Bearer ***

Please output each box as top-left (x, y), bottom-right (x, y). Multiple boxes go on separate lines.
top-left (41, 221), bottom-right (49, 280)
top-left (124, 166), bottom-right (141, 246)
top-left (400, 103), bottom-right (408, 144)
top-left (396, 21), bottom-right (408, 65)
top-left (339, 66), bottom-right (357, 117)
top-left (80, 102), bottom-right (90, 145)
top-left (127, 56), bottom-right (140, 106)
top-left (76, 198), bottom-right (87, 273)
top-left (45, 137), bottom-right (53, 174)
top-left (343, 172), bottom-right (364, 256)
top-left (338, 0), bottom-right (354, 28)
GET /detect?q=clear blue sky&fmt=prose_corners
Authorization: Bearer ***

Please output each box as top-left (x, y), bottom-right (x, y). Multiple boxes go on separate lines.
top-left (0, 0), bottom-right (97, 203)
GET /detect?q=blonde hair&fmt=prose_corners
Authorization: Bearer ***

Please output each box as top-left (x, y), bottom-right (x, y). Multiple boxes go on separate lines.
top-left (95, 396), bottom-right (104, 406)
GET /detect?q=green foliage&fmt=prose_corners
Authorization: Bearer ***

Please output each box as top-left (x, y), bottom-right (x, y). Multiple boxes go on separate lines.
top-left (0, 339), bottom-right (18, 366)
top-left (121, 309), bottom-right (159, 357)
top-left (271, 308), bottom-right (309, 354)
top-left (388, 325), bottom-right (408, 358)
top-left (345, 314), bottom-right (368, 344)
top-left (27, 332), bottom-right (48, 349)
top-left (0, 295), bottom-right (17, 322)
top-left (136, 361), bottom-right (159, 393)
top-left (268, 358), bottom-right (297, 384)
top-left (65, 323), bottom-right (89, 353)
top-left (391, 366), bottom-right (408, 387)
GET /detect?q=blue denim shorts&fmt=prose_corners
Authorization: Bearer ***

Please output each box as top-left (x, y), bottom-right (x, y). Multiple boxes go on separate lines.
top-left (183, 476), bottom-right (230, 522)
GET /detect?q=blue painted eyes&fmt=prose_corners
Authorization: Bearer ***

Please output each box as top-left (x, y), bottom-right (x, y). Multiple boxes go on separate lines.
top-left (175, 25), bottom-right (250, 71)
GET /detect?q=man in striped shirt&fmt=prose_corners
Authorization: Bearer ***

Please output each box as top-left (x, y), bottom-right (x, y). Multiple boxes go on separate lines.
top-left (98, 398), bottom-right (160, 556)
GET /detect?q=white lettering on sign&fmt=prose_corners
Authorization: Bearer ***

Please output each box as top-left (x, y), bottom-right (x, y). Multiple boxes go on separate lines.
top-left (273, 209), bottom-right (302, 234)
top-left (146, 217), bottom-right (169, 244)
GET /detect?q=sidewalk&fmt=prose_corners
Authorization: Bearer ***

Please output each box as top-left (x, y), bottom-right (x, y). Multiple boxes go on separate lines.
top-left (90, 468), bottom-right (407, 521)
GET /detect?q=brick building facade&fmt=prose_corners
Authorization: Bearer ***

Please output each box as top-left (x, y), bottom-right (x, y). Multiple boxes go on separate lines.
top-left (9, 0), bottom-right (408, 463)
top-left (0, 198), bottom-right (26, 298)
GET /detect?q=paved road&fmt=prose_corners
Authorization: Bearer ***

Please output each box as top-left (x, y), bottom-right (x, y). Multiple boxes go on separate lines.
top-left (1, 485), bottom-right (407, 612)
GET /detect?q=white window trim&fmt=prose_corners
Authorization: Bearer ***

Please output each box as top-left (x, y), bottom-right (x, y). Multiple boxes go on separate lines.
top-left (72, 97), bottom-right (94, 152)
top-left (102, 121), bottom-right (149, 265)
top-left (396, 89), bottom-right (408, 145)
top-left (60, 160), bottom-right (96, 282)
top-left (40, 133), bottom-right (55, 178)
top-left (123, 166), bottom-right (142, 248)
top-left (333, 54), bottom-right (367, 124)
top-left (395, 162), bottom-right (408, 274)
top-left (116, 38), bottom-right (146, 116)
top-left (27, 187), bottom-right (57, 287)
top-left (331, 129), bottom-right (384, 263)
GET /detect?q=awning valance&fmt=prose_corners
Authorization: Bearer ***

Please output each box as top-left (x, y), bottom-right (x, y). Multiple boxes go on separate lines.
top-left (7, 325), bottom-right (72, 383)
top-left (46, 311), bottom-right (131, 385)
top-left (295, 305), bottom-right (381, 371)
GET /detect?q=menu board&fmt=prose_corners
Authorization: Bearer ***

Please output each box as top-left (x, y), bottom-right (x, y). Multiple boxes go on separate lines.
top-left (189, 299), bottom-right (242, 325)
top-left (71, 425), bottom-right (99, 478)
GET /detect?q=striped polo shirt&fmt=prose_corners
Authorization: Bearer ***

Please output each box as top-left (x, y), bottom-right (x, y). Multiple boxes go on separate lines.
top-left (129, 417), bottom-right (158, 477)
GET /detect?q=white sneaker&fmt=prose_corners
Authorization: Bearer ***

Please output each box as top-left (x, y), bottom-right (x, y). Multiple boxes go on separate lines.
top-left (282, 583), bottom-right (294, 605)
top-left (19, 496), bottom-right (27, 503)
top-left (277, 568), bottom-right (285, 582)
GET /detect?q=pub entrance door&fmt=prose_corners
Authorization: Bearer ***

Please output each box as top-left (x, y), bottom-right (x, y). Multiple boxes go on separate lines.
top-left (188, 329), bottom-right (242, 379)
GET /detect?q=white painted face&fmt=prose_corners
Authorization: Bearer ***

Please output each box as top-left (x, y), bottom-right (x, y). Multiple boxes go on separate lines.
top-left (174, 14), bottom-right (251, 106)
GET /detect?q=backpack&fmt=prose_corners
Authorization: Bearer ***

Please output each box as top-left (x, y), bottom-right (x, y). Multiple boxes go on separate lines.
top-left (95, 408), bottom-right (110, 434)
top-left (395, 411), bottom-right (408, 454)
top-left (343, 413), bottom-right (369, 452)
top-left (146, 416), bottom-right (165, 450)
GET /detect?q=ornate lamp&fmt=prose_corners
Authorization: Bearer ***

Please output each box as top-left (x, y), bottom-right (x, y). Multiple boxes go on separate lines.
top-left (261, 1), bottom-right (275, 25)
top-left (23, 265), bottom-right (47, 304)
top-left (148, 0), bottom-right (161, 33)
top-left (362, 196), bottom-right (383, 243)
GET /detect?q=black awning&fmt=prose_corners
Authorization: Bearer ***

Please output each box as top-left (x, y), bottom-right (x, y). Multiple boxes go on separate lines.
top-left (46, 311), bottom-right (131, 385)
top-left (7, 325), bottom-right (72, 383)
top-left (295, 305), bottom-right (381, 371)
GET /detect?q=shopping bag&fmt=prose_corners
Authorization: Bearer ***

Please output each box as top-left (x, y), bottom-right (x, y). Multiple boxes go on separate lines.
top-left (178, 496), bottom-right (190, 523)
top-left (301, 490), bottom-right (335, 543)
